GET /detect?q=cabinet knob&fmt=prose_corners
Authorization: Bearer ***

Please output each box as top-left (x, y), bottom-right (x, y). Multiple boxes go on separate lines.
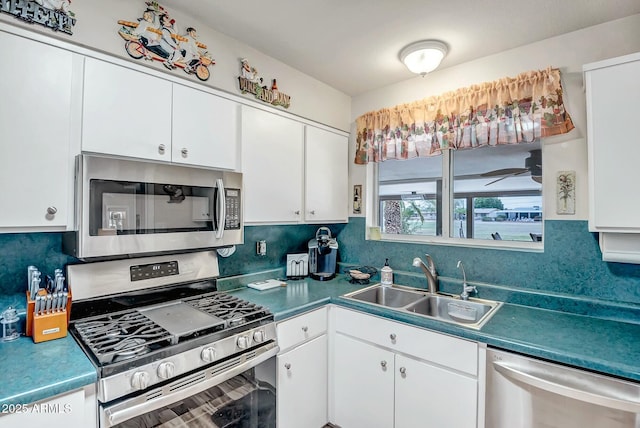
top-left (399, 367), bottom-right (406, 375)
top-left (181, 148), bottom-right (188, 157)
top-left (301, 326), bottom-right (308, 333)
top-left (294, 210), bottom-right (300, 215)
top-left (380, 360), bottom-right (387, 368)
top-left (158, 144), bottom-right (166, 154)
top-left (46, 206), bottom-right (57, 215)
top-left (284, 363), bottom-right (291, 370)
top-left (390, 333), bottom-right (397, 341)
top-left (309, 210), bottom-right (316, 215)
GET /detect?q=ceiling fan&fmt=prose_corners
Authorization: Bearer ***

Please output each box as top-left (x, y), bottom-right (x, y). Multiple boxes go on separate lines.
top-left (480, 149), bottom-right (542, 186)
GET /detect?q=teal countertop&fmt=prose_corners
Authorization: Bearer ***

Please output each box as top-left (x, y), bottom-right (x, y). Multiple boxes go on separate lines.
top-left (228, 275), bottom-right (640, 382)
top-left (0, 295), bottom-right (97, 407)
top-left (2, 273), bottom-right (639, 407)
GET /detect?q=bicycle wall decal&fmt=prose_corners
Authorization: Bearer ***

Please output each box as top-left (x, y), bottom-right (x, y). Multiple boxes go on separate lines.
top-left (117, 1), bottom-right (215, 81)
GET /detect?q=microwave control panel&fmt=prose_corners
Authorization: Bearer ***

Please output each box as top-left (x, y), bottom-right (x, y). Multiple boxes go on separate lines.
top-left (130, 261), bottom-right (179, 282)
top-left (225, 188), bottom-right (241, 230)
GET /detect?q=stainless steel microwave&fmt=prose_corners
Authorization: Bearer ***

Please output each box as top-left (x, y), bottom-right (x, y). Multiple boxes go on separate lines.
top-left (63, 154), bottom-right (243, 259)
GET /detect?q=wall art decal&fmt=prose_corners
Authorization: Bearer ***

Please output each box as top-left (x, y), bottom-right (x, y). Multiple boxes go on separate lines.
top-left (238, 58), bottom-right (291, 109)
top-left (557, 170), bottom-right (576, 215)
top-left (353, 185), bottom-right (362, 214)
top-left (0, 0), bottom-right (76, 34)
top-left (117, 2), bottom-right (214, 81)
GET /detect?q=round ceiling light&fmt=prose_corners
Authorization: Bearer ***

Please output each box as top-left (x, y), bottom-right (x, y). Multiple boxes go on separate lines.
top-left (399, 40), bottom-right (448, 76)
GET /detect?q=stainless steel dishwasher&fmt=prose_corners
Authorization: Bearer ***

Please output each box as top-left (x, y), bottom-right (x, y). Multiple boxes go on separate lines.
top-left (486, 348), bottom-right (640, 428)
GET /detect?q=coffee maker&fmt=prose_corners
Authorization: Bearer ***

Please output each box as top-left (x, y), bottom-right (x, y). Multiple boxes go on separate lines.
top-left (308, 227), bottom-right (338, 281)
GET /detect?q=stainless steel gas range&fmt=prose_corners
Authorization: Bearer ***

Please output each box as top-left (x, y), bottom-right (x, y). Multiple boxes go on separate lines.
top-left (67, 251), bottom-right (278, 428)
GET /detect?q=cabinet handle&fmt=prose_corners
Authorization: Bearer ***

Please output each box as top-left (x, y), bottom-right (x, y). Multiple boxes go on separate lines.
top-left (284, 363), bottom-right (291, 370)
top-left (158, 144), bottom-right (166, 154)
top-left (390, 333), bottom-right (397, 341)
top-left (380, 361), bottom-right (387, 368)
top-left (181, 148), bottom-right (188, 157)
top-left (301, 326), bottom-right (308, 332)
top-left (294, 210), bottom-right (300, 215)
top-left (399, 367), bottom-right (406, 375)
top-left (46, 206), bottom-right (57, 215)
top-left (309, 210), bottom-right (316, 215)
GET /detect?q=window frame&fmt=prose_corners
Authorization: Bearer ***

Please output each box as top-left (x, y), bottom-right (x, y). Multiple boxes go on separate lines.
top-left (367, 150), bottom-right (544, 252)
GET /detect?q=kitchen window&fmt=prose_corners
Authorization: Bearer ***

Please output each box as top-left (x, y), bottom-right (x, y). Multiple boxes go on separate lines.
top-left (375, 141), bottom-right (543, 246)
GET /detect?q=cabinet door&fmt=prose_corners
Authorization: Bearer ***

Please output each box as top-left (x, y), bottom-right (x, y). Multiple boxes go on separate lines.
top-left (172, 85), bottom-right (238, 170)
top-left (241, 106), bottom-right (304, 223)
top-left (395, 354), bottom-right (477, 428)
top-left (586, 58), bottom-right (640, 231)
top-left (277, 335), bottom-right (328, 428)
top-left (333, 333), bottom-right (394, 428)
top-left (304, 126), bottom-right (348, 222)
top-left (82, 58), bottom-right (172, 161)
top-left (0, 32), bottom-right (74, 228)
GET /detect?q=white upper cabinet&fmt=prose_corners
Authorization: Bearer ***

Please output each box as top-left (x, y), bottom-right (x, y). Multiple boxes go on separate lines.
top-left (83, 57), bottom-right (238, 170)
top-left (172, 85), bottom-right (238, 170)
top-left (82, 57), bottom-right (172, 162)
top-left (0, 31), bottom-right (80, 230)
top-left (304, 126), bottom-right (349, 223)
top-left (241, 105), bottom-right (305, 223)
top-left (241, 106), bottom-right (349, 224)
top-left (585, 52), bottom-right (640, 263)
top-left (585, 53), bottom-right (640, 232)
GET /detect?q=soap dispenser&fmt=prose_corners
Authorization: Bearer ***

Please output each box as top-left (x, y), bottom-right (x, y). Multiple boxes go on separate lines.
top-left (381, 259), bottom-right (393, 286)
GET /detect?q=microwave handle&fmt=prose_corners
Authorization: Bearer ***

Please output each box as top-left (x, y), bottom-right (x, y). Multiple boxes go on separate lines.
top-left (215, 178), bottom-right (226, 239)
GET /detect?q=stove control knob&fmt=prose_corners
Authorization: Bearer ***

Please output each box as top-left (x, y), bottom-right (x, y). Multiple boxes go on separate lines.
top-left (253, 330), bottom-right (265, 343)
top-left (157, 361), bottom-right (175, 379)
top-left (131, 371), bottom-right (150, 390)
top-left (201, 347), bottom-right (217, 363)
top-left (237, 335), bottom-right (250, 349)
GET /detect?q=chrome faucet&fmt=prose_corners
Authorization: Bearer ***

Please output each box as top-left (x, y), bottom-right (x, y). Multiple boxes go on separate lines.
top-left (412, 254), bottom-right (438, 294)
top-left (456, 260), bottom-right (477, 300)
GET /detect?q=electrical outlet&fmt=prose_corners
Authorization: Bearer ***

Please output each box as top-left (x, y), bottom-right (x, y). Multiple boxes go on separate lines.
top-left (256, 240), bottom-right (267, 256)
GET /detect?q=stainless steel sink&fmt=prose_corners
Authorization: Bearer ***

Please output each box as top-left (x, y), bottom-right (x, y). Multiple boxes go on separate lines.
top-left (346, 285), bottom-right (426, 308)
top-left (343, 284), bottom-right (502, 329)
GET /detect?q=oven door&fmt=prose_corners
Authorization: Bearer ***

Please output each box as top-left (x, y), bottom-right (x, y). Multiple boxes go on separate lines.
top-left (101, 343), bottom-right (278, 428)
top-left (65, 154), bottom-right (243, 259)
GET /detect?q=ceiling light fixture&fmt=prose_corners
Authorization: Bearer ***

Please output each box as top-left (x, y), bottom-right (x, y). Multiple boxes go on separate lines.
top-left (399, 40), bottom-right (448, 76)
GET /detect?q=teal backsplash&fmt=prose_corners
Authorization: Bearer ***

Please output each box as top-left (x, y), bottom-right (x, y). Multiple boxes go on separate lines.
top-left (1, 220), bottom-right (639, 308)
top-left (337, 218), bottom-right (640, 306)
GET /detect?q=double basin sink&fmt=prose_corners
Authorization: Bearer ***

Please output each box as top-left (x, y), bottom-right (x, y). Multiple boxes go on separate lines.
top-left (343, 284), bottom-right (502, 329)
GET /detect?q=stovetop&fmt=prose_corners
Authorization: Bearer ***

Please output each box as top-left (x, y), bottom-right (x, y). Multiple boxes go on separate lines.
top-left (71, 290), bottom-right (273, 371)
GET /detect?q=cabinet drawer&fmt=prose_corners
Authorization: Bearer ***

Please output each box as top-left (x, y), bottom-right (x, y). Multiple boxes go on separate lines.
top-left (277, 308), bottom-right (327, 352)
top-left (334, 308), bottom-right (478, 376)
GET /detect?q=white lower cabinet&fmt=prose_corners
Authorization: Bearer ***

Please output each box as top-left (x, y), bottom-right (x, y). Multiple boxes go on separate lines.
top-left (0, 385), bottom-right (96, 428)
top-left (276, 308), bottom-right (328, 427)
top-left (333, 333), bottom-right (395, 427)
top-left (277, 335), bottom-right (328, 428)
top-left (331, 307), bottom-right (484, 428)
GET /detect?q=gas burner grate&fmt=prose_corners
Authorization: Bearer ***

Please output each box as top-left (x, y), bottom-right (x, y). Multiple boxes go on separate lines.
top-left (185, 292), bottom-right (271, 328)
top-left (73, 311), bottom-right (173, 364)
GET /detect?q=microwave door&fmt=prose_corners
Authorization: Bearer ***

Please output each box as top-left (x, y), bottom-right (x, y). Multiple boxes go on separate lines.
top-left (214, 178), bottom-right (225, 239)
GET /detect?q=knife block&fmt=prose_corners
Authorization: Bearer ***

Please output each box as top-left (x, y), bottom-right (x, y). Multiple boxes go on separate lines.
top-left (25, 290), bottom-right (72, 343)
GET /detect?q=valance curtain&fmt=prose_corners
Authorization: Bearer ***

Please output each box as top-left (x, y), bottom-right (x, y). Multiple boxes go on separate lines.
top-left (354, 67), bottom-right (574, 164)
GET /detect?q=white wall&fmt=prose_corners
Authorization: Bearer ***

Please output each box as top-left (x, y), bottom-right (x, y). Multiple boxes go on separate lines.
top-left (0, 0), bottom-right (351, 132)
top-left (349, 14), bottom-right (640, 221)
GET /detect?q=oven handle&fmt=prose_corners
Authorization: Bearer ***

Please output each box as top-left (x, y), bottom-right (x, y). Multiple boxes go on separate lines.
top-left (215, 178), bottom-right (225, 239)
top-left (102, 344), bottom-right (279, 427)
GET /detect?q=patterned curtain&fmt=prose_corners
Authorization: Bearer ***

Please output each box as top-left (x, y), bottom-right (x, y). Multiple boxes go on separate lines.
top-left (354, 67), bottom-right (574, 164)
